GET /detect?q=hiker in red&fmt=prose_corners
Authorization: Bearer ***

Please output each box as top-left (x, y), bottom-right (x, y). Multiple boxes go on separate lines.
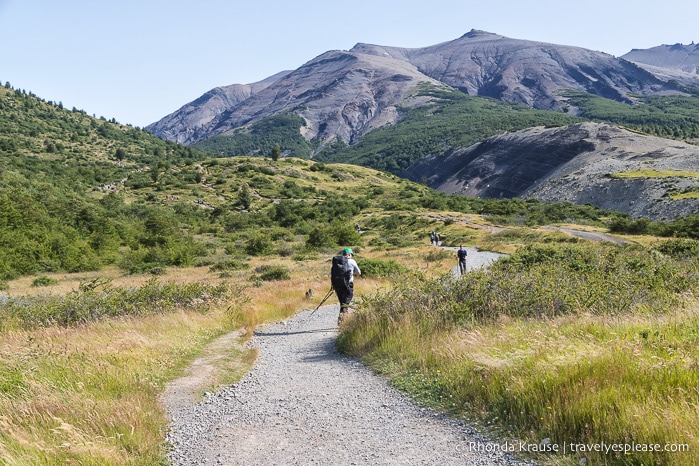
top-left (330, 247), bottom-right (361, 325)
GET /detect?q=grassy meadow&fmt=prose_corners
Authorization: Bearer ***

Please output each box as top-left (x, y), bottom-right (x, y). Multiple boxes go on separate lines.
top-left (0, 241), bottom-right (454, 464)
top-left (338, 235), bottom-right (699, 466)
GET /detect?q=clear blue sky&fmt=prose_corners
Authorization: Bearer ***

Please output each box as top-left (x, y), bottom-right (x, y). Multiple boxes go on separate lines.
top-left (1, 0), bottom-right (696, 128)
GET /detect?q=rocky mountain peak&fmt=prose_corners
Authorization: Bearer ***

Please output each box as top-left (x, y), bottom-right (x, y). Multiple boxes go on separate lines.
top-left (459, 29), bottom-right (500, 39)
top-left (147, 32), bottom-right (692, 148)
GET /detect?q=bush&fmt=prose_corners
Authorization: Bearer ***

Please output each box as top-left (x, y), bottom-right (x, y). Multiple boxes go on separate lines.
top-left (655, 238), bottom-right (699, 259)
top-left (333, 222), bottom-right (362, 246)
top-left (307, 224), bottom-right (335, 249)
top-left (245, 234), bottom-right (274, 256)
top-left (1, 278), bottom-right (231, 329)
top-left (31, 276), bottom-right (58, 287)
top-left (423, 249), bottom-right (452, 263)
top-left (255, 265), bottom-right (290, 281)
top-left (355, 258), bottom-right (408, 278)
top-left (209, 259), bottom-right (250, 272)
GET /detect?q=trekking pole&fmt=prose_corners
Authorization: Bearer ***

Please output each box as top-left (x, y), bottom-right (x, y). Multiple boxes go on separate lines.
top-left (308, 286), bottom-right (334, 317)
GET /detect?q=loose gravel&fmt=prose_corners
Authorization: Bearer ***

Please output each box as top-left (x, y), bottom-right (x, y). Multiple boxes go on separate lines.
top-left (164, 248), bottom-right (535, 466)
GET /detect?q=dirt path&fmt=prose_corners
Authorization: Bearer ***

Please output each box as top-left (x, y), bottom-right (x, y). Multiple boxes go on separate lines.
top-left (163, 306), bottom-right (532, 465)
top-left (161, 250), bottom-right (531, 465)
top-left (541, 226), bottom-right (628, 245)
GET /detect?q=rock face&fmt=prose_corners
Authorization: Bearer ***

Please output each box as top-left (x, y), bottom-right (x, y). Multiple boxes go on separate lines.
top-left (622, 42), bottom-right (699, 88)
top-left (146, 71), bottom-right (291, 145)
top-left (148, 51), bottom-right (441, 146)
top-left (352, 30), bottom-right (667, 110)
top-left (623, 42), bottom-right (699, 75)
top-left (146, 30), bottom-right (681, 147)
top-left (405, 122), bottom-right (699, 220)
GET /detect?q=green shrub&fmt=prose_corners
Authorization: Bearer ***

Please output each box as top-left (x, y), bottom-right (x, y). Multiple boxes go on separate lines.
top-left (209, 259), bottom-right (250, 272)
top-left (1, 278), bottom-right (231, 330)
top-left (255, 265), bottom-right (290, 281)
top-left (245, 234), bottom-right (274, 256)
top-left (306, 224), bottom-right (335, 249)
top-left (355, 258), bottom-right (408, 278)
top-left (31, 276), bottom-right (58, 287)
top-left (655, 238), bottom-right (699, 259)
top-left (423, 249), bottom-right (452, 262)
top-left (333, 222), bottom-right (362, 246)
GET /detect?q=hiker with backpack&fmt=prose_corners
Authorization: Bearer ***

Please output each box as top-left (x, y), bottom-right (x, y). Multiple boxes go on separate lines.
top-left (331, 247), bottom-right (361, 325)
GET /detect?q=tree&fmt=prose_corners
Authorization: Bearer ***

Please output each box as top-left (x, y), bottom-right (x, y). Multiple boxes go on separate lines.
top-left (271, 144), bottom-right (281, 161)
top-left (115, 147), bottom-right (127, 161)
top-left (237, 183), bottom-right (251, 210)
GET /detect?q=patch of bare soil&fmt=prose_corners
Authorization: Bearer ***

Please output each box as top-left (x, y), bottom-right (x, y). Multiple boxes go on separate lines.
top-left (160, 329), bottom-right (248, 413)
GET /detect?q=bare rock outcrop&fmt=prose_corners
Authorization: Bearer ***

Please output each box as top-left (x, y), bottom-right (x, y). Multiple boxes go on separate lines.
top-left (146, 71), bottom-right (291, 145)
top-left (407, 122), bottom-right (699, 220)
top-left (622, 42), bottom-right (699, 89)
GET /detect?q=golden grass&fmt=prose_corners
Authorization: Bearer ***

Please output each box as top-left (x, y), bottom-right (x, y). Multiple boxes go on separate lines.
top-left (0, 306), bottom-right (237, 464)
top-left (670, 190), bottom-right (699, 200)
top-left (611, 169), bottom-right (699, 179)
top-left (0, 214), bottom-right (498, 464)
top-left (3, 265), bottom-right (225, 297)
top-left (343, 304), bottom-right (699, 465)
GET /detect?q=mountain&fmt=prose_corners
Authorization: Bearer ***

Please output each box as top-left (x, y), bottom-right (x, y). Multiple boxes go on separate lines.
top-left (146, 30), bottom-right (682, 148)
top-left (146, 70), bottom-right (291, 145)
top-left (149, 51), bottom-right (442, 147)
top-left (623, 42), bottom-right (699, 75)
top-left (405, 122), bottom-right (699, 221)
top-left (622, 42), bottom-right (699, 88)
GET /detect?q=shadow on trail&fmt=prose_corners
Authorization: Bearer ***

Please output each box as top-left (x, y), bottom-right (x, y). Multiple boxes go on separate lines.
top-left (253, 327), bottom-right (337, 337)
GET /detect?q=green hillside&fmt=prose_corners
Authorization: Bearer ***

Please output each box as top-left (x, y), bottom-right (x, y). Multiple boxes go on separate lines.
top-left (318, 84), bottom-right (699, 174)
top-left (2, 83), bottom-right (638, 283)
top-left (317, 84), bottom-right (583, 173)
top-left (561, 89), bottom-right (699, 140)
top-left (0, 84), bottom-right (208, 280)
top-left (192, 113), bottom-right (314, 158)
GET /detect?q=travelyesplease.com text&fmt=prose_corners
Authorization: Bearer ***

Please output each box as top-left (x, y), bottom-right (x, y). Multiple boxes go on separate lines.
top-left (461, 440), bottom-right (689, 455)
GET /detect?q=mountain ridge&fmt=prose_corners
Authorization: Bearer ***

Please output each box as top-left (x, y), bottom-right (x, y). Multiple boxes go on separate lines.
top-left (143, 31), bottom-right (699, 220)
top-left (146, 30), bottom-right (686, 147)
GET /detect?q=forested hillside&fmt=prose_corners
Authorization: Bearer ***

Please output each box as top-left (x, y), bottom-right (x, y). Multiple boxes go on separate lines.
top-left (0, 83), bottom-right (637, 284)
top-left (0, 84), bottom-right (209, 280)
top-left (5, 82), bottom-right (699, 284)
top-left (317, 85), bottom-right (699, 175)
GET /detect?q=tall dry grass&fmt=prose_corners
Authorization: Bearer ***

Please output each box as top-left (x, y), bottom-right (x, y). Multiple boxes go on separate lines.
top-left (338, 242), bottom-right (699, 465)
top-left (0, 307), bottom-right (236, 465)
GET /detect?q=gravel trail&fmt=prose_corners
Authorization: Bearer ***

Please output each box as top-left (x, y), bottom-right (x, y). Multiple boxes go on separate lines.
top-left (165, 249), bottom-right (531, 466)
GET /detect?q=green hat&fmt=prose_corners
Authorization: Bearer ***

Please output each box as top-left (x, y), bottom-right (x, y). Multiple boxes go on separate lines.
top-left (343, 247), bottom-right (354, 255)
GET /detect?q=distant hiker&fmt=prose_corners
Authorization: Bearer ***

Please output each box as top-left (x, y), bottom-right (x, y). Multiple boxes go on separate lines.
top-left (429, 231), bottom-right (436, 245)
top-left (331, 247), bottom-right (361, 325)
top-left (457, 245), bottom-right (468, 276)
top-left (355, 223), bottom-right (362, 233)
